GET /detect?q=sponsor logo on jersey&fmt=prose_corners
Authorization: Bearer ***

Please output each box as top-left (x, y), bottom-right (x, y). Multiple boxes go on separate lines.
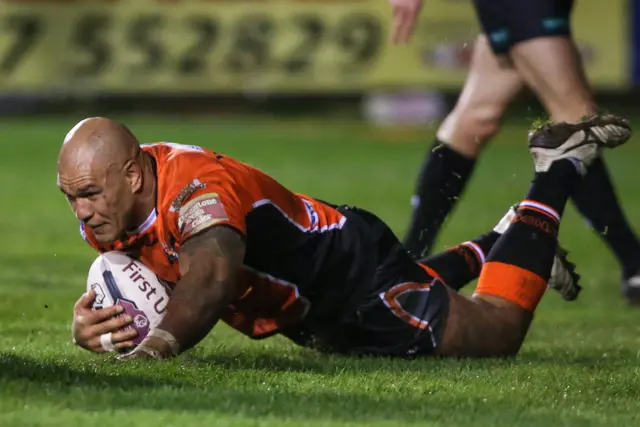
top-left (178, 193), bottom-right (229, 238)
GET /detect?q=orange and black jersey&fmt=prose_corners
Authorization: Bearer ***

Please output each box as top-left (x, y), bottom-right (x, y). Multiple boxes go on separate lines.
top-left (81, 142), bottom-right (381, 339)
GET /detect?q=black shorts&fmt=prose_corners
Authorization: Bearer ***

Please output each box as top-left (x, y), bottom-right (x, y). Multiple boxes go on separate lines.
top-left (472, 0), bottom-right (575, 54)
top-left (280, 206), bottom-right (450, 357)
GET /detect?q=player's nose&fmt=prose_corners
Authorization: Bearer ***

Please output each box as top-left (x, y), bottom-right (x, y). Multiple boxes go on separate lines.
top-left (74, 199), bottom-right (94, 223)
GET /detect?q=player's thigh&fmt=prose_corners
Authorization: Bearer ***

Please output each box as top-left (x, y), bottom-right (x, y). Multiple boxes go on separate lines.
top-left (505, 0), bottom-right (575, 46)
top-left (505, 0), bottom-right (594, 120)
top-left (342, 246), bottom-right (451, 357)
top-left (476, 0), bottom-right (575, 53)
top-left (471, 0), bottom-right (510, 54)
top-left (438, 35), bottom-right (523, 151)
top-left (509, 36), bottom-right (595, 121)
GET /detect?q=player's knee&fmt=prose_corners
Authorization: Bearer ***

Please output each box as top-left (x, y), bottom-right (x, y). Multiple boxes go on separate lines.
top-left (438, 103), bottom-right (505, 157)
top-left (493, 305), bottom-right (532, 356)
top-left (438, 293), bottom-right (532, 357)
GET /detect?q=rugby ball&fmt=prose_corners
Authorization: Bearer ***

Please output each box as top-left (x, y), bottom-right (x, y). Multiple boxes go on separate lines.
top-left (86, 251), bottom-right (172, 348)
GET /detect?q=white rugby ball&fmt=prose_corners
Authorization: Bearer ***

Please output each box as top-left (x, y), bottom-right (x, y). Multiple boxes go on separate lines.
top-left (86, 251), bottom-right (171, 348)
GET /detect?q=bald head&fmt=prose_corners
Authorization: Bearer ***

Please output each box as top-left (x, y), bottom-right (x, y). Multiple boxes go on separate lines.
top-left (58, 117), bottom-right (140, 174)
top-left (57, 117), bottom-right (153, 243)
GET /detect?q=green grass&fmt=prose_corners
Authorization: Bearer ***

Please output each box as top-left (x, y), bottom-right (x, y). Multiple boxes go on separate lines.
top-left (1, 114), bottom-right (640, 426)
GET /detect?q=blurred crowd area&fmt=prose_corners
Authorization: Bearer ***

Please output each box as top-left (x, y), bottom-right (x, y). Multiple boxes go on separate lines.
top-left (0, 0), bottom-right (639, 122)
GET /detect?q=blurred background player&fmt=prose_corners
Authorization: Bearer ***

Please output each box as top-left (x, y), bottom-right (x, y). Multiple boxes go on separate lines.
top-left (388, 0), bottom-right (640, 303)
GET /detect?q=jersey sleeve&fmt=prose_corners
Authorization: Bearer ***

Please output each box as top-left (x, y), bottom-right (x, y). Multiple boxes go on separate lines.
top-left (174, 177), bottom-right (250, 242)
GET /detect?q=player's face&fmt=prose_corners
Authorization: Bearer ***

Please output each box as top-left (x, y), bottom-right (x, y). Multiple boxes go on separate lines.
top-left (58, 166), bottom-right (136, 243)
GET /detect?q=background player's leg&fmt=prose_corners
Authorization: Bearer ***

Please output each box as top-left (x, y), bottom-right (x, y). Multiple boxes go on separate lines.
top-left (404, 35), bottom-right (523, 257)
top-left (510, 37), bottom-right (594, 122)
top-left (509, 35), bottom-right (640, 296)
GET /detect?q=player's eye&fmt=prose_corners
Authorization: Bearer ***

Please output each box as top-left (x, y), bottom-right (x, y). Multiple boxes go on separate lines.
top-left (79, 190), bottom-right (102, 200)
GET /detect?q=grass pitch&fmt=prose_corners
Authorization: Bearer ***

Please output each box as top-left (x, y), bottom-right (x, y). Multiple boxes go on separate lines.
top-left (1, 114), bottom-right (639, 427)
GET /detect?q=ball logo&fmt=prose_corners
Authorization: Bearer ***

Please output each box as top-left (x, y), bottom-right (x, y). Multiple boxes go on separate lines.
top-left (90, 283), bottom-right (106, 308)
top-left (134, 314), bottom-right (149, 329)
top-left (122, 260), bottom-right (168, 314)
top-left (117, 299), bottom-right (152, 346)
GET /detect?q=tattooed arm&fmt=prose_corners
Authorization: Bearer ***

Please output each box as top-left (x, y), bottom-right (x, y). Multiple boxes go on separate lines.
top-left (119, 225), bottom-right (246, 360)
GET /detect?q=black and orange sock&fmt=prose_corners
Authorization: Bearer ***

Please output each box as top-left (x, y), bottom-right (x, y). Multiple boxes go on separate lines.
top-left (404, 139), bottom-right (476, 258)
top-left (418, 231), bottom-right (500, 290)
top-left (474, 159), bottom-right (580, 311)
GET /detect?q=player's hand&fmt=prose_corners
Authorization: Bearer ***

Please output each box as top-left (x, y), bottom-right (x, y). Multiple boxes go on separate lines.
top-left (117, 335), bottom-right (175, 361)
top-left (389, 0), bottom-right (423, 44)
top-left (71, 289), bottom-right (138, 353)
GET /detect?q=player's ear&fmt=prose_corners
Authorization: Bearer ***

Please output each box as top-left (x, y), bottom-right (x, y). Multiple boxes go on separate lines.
top-left (124, 159), bottom-right (143, 194)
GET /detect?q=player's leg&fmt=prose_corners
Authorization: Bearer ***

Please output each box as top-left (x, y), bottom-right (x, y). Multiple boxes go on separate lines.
top-left (417, 231), bottom-right (498, 291)
top-left (418, 206), bottom-right (581, 301)
top-left (435, 115), bottom-right (631, 357)
top-left (403, 34), bottom-right (523, 258)
top-left (506, 0), bottom-right (591, 122)
top-left (328, 117), bottom-right (624, 358)
top-left (505, 0), bottom-right (640, 300)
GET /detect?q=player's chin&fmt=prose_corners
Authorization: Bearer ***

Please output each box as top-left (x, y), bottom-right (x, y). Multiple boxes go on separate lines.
top-left (91, 224), bottom-right (121, 243)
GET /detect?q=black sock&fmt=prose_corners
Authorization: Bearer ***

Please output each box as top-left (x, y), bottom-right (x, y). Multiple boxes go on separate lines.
top-left (570, 156), bottom-right (640, 277)
top-left (404, 139), bottom-right (476, 258)
top-left (487, 160), bottom-right (579, 280)
top-left (418, 231), bottom-right (500, 290)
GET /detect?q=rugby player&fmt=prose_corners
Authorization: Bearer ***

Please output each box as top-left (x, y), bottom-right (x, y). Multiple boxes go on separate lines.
top-left (60, 115), bottom-right (629, 360)
top-left (388, 0), bottom-right (640, 303)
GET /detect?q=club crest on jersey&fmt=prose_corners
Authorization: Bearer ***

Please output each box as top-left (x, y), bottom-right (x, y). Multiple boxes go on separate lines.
top-left (170, 179), bottom-right (206, 212)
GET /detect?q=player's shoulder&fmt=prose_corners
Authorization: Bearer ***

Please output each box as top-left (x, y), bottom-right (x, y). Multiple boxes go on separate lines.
top-left (143, 142), bottom-right (236, 216)
top-left (144, 141), bottom-right (223, 187)
top-left (141, 141), bottom-right (217, 166)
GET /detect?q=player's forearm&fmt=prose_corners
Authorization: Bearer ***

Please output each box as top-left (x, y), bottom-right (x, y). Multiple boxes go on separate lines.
top-left (157, 225), bottom-right (245, 354)
top-left (156, 267), bottom-right (237, 353)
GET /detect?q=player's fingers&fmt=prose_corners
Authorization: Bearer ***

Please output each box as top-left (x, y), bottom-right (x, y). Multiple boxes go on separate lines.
top-left (392, 10), bottom-right (412, 44)
top-left (111, 327), bottom-right (138, 344)
top-left (74, 290), bottom-right (95, 311)
top-left (90, 314), bottom-right (133, 336)
top-left (89, 304), bottom-right (125, 324)
top-left (86, 336), bottom-right (108, 353)
top-left (391, 9), bottom-right (405, 44)
top-left (398, 10), bottom-right (417, 44)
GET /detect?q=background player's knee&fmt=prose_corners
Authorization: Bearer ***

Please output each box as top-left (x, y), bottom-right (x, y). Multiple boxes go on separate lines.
top-left (437, 35), bottom-right (523, 158)
top-left (509, 36), bottom-right (597, 122)
top-left (438, 104), bottom-right (505, 158)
